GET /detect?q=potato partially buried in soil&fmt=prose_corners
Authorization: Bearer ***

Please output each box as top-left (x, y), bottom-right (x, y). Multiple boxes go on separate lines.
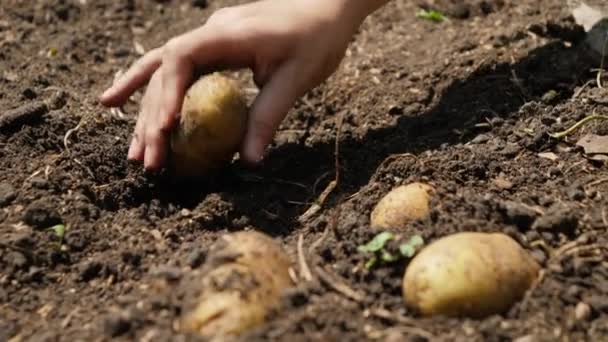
top-left (403, 232), bottom-right (540, 318)
top-left (180, 231), bottom-right (293, 339)
top-left (370, 182), bottom-right (435, 230)
top-left (170, 72), bottom-right (248, 178)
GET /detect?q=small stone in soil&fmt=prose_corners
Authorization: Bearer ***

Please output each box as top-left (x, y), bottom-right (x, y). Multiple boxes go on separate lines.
top-left (586, 295), bottom-right (608, 313)
top-left (30, 177), bottom-right (49, 189)
top-left (187, 248), bottom-right (206, 268)
top-left (513, 335), bottom-right (537, 342)
top-left (7, 251), bottom-right (29, 269)
top-left (566, 184), bottom-right (585, 201)
top-left (121, 251), bottom-right (142, 267)
top-left (0, 182), bottom-right (16, 207)
top-left (23, 199), bottom-right (61, 229)
top-left (104, 315), bottom-right (131, 338)
top-left (26, 267), bottom-right (44, 282)
top-left (79, 261), bottom-right (103, 281)
top-left (150, 265), bottom-right (181, 281)
top-left (499, 200), bottom-right (538, 229)
top-left (575, 302), bottom-right (591, 321)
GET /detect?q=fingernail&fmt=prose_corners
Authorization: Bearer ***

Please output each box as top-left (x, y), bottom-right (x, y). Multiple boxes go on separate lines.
top-left (244, 141), bottom-right (265, 164)
top-left (99, 89), bottom-right (111, 101)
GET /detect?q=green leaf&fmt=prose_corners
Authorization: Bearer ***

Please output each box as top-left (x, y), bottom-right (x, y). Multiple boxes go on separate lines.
top-left (380, 250), bottom-right (399, 263)
top-left (358, 232), bottom-right (394, 253)
top-left (365, 257), bottom-right (378, 269)
top-left (416, 9), bottom-right (445, 22)
top-left (399, 235), bottom-right (424, 258)
top-left (49, 224), bottom-right (65, 241)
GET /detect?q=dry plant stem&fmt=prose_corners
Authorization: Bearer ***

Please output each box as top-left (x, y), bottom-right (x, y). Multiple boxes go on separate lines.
top-left (573, 80), bottom-right (593, 99)
top-left (549, 114), bottom-right (608, 139)
top-left (309, 223), bottom-right (330, 254)
top-left (557, 243), bottom-right (606, 259)
top-left (525, 238), bottom-right (607, 307)
top-left (63, 118), bottom-right (85, 153)
top-left (297, 112), bottom-right (345, 223)
top-left (73, 158), bottom-right (95, 179)
top-left (530, 239), bottom-right (553, 256)
top-left (315, 265), bottom-right (365, 302)
top-left (297, 233), bottom-right (314, 282)
top-left (367, 308), bottom-right (435, 339)
top-left (521, 268), bottom-right (546, 306)
top-left (586, 177), bottom-right (608, 188)
top-left (597, 34), bottom-right (608, 89)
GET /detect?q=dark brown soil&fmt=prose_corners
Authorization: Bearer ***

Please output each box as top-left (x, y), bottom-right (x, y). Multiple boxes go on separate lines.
top-left (2, 0), bottom-right (608, 341)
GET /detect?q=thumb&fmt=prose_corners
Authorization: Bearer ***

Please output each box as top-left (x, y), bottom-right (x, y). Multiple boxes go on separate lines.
top-left (241, 63), bottom-right (300, 163)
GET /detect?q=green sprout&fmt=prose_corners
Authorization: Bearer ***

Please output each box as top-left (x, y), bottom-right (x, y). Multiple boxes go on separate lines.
top-left (358, 232), bottom-right (394, 253)
top-left (359, 232), bottom-right (425, 269)
top-left (399, 235), bottom-right (425, 258)
top-left (416, 9), bottom-right (445, 22)
top-left (48, 224), bottom-right (66, 246)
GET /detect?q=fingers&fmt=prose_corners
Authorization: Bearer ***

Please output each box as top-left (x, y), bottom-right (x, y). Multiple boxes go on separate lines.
top-left (159, 39), bottom-right (194, 130)
top-left (128, 71), bottom-right (161, 162)
top-left (127, 114), bottom-right (145, 161)
top-left (241, 62), bottom-right (300, 163)
top-left (143, 71), bottom-right (169, 170)
top-left (99, 48), bottom-right (162, 107)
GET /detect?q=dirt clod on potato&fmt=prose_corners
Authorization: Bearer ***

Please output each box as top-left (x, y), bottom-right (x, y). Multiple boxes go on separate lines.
top-left (170, 72), bottom-right (248, 178)
top-left (403, 232), bottom-right (540, 318)
top-left (179, 231), bottom-right (293, 339)
top-left (370, 182), bottom-right (435, 230)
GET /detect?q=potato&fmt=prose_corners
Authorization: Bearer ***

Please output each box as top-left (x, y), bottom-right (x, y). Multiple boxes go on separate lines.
top-left (170, 72), bottom-right (248, 178)
top-left (403, 232), bottom-right (540, 318)
top-left (180, 231), bottom-right (293, 339)
top-left (370, 182), bottom-right (435, 230)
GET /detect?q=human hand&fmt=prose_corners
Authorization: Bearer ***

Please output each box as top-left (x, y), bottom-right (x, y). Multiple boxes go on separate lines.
top-left (99, 0), bottom-right (384, 170)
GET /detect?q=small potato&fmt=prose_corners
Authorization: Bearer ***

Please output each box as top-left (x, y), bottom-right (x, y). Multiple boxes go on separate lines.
top-left (403, 232), bottom-right (540, 318)
top-left (180, 231), bottom-right (293, 339)
top-left (170, 72), bottom-right (248, 178)
top-left (370, 182), bottom-right (435, 230)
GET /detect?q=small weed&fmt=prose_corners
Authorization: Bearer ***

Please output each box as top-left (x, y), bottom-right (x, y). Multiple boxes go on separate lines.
top-left (358, 232), bottom-right (425, 269)
top-left (48, 224), bottom-right (66, 249)
top-left (416, 9), bottom-right (445, 23)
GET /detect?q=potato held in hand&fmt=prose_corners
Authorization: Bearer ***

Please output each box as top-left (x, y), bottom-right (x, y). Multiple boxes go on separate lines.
top-left (371, 182), bottom-right (435, 230)
top-left (180, 231), bottom-right (293, 339)
top-left (403, 232), bottom-right (540, 318)
top-left (170, 73), bottom-right (248, 178)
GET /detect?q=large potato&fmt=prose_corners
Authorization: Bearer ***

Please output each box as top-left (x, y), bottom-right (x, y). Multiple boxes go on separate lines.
top-left (170, 72), bottom-right (248, 178)
top-left (370, 182), bottom-right (435, 230)
top-left (180, 231), bottom-right (293, 339)
top-left (403, 232), bottom-right (540, 318)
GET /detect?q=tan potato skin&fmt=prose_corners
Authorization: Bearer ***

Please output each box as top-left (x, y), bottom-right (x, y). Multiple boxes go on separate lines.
top-left (370, 182), bottom-right (435, 230)
top-left (403, 232), bottom-right (540, 318)
top-left (170, 72), bottom-right (248, 178)
top-left (180, 231), bottom-right (293, 338)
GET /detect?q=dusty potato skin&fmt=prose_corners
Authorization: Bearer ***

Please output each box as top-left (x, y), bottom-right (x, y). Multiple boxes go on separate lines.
top-left (170, 72), bottom-right (248, 178)
top-left (180, 231), bottom-right (293, 338)
top-left (403, 232), bottom-right (540, 318)
top-left (370, 182), bottom-right (435, 230)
